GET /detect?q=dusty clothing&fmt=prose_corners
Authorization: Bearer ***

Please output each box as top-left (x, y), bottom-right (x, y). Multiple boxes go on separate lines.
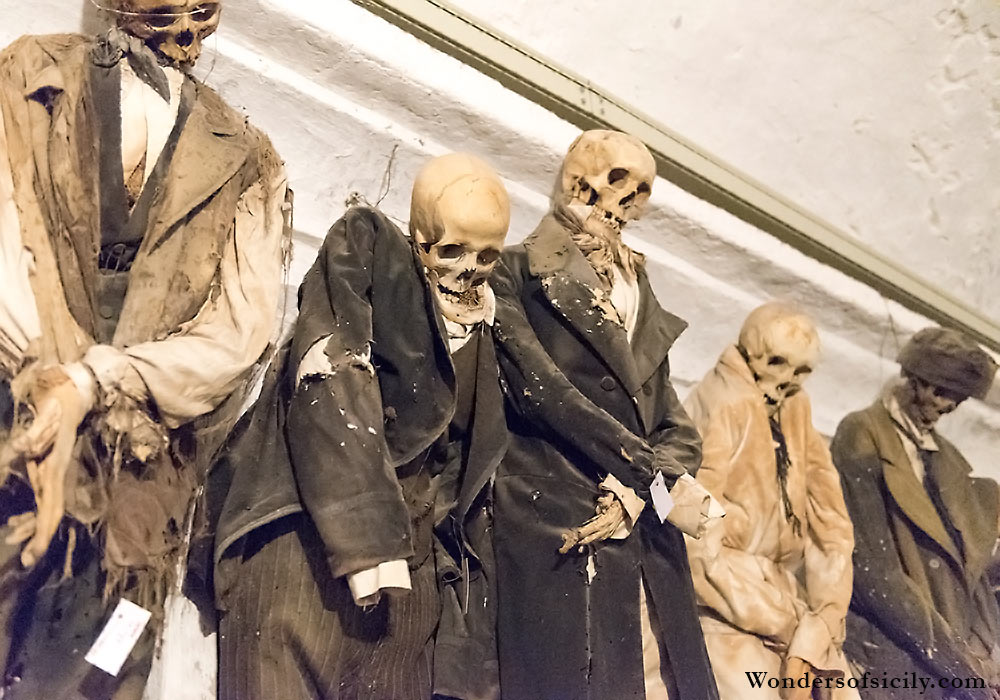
top-left (0, 31), bottom-right (287, 698)
top-left (218, 514), bottom-right (440, 700)
top-left (832, 400), bottom-right (1000, 700)
top-left (213, 207), bottom-right (507, 700)
top-left (432, 328), bottom-right (507, 700)
top-left (490, 214), bottom-right (718, 700)
top-left (683, 346), bottom-right (857, 699)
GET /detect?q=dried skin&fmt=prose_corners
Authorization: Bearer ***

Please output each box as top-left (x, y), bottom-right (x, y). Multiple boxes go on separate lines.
top-left (558, 492), bottom-right (625, 554)
top-left (5, 365), bottom-right (88, 567)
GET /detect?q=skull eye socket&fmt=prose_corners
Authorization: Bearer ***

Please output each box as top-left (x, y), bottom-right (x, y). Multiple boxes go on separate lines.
top-left (637, 182), bottom-right (651, 195)
top-left (793, 366), bottom-right (812, 376)
top-left (577, 178), bottom-right (599, 206)
top-left (767, 356), bottom-right (787, 366)
top-left (931, 384), bottom-right (966, 403)
top-left (436, 244), bottom-right (465, 259)
top-left (143, 10), bottom-right (180, 28)
top-left (608, 168), bottom-right (630, 185)
top-left (477, 249), bottom-right (500, 266)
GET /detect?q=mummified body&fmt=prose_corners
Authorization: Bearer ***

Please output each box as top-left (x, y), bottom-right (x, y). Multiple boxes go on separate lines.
top-left (832, 328), bottom-right (1000, 700)
top-left (490, 130), bottom-right (719, 699)
top-left (683, 303), bottom-right (858, 700)
top-left (0, 2), bottom-right (289, 696)
top-left (212, 154), bottom-right (511, 700)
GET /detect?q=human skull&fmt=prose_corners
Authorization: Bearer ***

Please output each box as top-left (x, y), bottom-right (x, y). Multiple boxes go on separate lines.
top-left (898, 373), bottom-right (965, 431)
top-left (116, 0), bottom-right (221, 67)
top-left (410, 153), bottom-right (511, 325)
top-left (559, 130), bottom-right (656, 235)
top-left (737, 302), bottom-right (820, 417)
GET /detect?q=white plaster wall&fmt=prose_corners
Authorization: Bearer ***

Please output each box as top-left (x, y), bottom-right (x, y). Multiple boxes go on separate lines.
top-left (455, 0), bottom-right (1000, 321)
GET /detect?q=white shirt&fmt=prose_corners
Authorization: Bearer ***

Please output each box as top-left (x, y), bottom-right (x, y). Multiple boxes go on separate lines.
top-left (119, 59), bottom-right (184, 187)
top-left (609, 263), bottom-right (640, 342)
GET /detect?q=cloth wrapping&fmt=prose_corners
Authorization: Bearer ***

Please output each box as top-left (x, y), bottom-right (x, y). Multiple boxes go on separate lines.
top-left (684, 345), bottom-right (857, 697)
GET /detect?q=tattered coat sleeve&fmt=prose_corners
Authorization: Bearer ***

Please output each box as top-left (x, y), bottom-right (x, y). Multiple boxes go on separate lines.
top-left (81, 167), bottom-right (289, 428)
top-left (832, 412), bottom-right (986, 680)
top-left (282, 209), bottom-right (415, 580)
top-left (491, 259), bottom-right (671, 500)
top-left (686, 397), bottom-right (804, 642)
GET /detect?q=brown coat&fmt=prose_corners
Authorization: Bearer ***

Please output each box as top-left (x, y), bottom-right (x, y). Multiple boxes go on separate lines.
top-left (0, 33), bottom-right (283, 367)
top-left (0, 33), bottom-right (287, 699)
top-left (684, 346), bottom-right (856, 696)
top-left (832, 401), bottom-right (1000, 700)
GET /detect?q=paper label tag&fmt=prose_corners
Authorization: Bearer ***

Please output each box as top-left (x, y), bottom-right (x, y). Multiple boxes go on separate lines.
top-left (85, 599), bottom-right (152, 676)
top-left (650, 471), bottom-right (674, 523)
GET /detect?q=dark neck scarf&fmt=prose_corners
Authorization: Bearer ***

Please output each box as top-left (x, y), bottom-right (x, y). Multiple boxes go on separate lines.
top-left (769, 416), bottom-right (802, 537)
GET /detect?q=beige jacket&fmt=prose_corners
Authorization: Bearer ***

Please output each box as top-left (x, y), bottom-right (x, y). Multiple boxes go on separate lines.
top-left (684, 345), bottom-right (855, 672)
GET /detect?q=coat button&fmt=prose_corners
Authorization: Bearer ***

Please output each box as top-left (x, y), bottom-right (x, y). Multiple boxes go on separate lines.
top-left (99, 305), bottom-right (115, 319)
top-left (643, 385), bottom-right (652, 396)
top-left (600, 377), bottom-right (615, 391)
top-left (928, 558), bottom-right (940, 570)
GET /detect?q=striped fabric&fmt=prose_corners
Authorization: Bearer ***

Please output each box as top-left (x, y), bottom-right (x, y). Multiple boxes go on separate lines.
top-left (218, 515), bottom-right (440, 700)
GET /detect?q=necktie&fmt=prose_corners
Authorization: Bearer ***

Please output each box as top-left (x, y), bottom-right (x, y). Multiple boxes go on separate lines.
top-left (769, 416), bottom-right (802, 536)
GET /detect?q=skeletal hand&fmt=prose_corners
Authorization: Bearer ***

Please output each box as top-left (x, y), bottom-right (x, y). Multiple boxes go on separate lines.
top-left (559, 492), bottom-right (626, 554)
top-left (6, 366), bottom-right (89, 568)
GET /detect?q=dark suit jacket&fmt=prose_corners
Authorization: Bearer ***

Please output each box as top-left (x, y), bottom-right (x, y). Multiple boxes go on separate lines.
top-left (214, 206), bottom-right (457, 584)
top-left (490, 214), bottom-right (718, 700)
top-left (832, 401), bottom-right (1000, 700)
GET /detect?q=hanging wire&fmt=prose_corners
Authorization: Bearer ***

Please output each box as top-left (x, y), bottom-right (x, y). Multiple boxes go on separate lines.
top-left (86, 0), bottom-right (215, 19)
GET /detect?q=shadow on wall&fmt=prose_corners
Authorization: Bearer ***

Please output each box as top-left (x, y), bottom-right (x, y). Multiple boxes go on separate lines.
top-left (81, 0), bottom-right (110, 35)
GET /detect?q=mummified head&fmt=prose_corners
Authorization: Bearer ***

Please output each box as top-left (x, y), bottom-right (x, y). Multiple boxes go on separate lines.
top-left (559, 130), bottom-right (656, 236)
top-left (115, 0), bottom-right (221, 67)
top-left (410, 153), bottom-right (511, 325)
top-left (737, 302), bottom-right (820, 417)
top-left (895, 327), bottom-right (996, 430)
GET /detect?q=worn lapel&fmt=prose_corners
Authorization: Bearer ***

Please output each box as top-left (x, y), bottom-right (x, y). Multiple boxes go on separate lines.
top-left (141, 80), bottom-right (248, 253)
top-left (630, 272), bottom-right (688, 432)
top-left (930, 441), bottom-right (992, 584)
top-left (455, 328), bottom-right (508, 523)
top-left (524, 215), bottom-right (641, 395)
top-left (873, 404), bottom-right (964, 566)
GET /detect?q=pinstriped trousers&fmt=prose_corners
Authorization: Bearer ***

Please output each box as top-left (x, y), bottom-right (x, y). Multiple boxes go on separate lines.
top-left (217, 514), bottom-right (439, 700)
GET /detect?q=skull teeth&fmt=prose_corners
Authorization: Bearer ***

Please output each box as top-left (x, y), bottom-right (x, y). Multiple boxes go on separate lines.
top-left (437, 283), bottom-right (480, 305)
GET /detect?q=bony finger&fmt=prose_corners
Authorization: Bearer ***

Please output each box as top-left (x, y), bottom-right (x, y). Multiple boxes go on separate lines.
top-left (559, 530), bottom-right (580, 554)
top-left (12, 405), bottom-right (61, 457)
top-left (578, 523), bottom-right (618, 546)
top-left (596, 492), bottom-right (615, 508)
top-left (4, 513), bottom-right (36, 545)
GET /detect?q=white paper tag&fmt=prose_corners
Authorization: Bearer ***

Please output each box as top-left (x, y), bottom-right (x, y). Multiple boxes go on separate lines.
top-left (650, 471), bottom-right (674, 523)
top-left (85, 599), bottom-right (152, 677)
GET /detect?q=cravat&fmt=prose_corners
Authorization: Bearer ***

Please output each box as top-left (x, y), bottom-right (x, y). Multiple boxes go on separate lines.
top-left (769, 416), bottom-right (802, 536)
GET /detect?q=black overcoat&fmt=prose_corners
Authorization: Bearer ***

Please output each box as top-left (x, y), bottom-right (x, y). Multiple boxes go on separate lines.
top-left (210, 206), bottom-right (510, 699)
top-left (489, 214), bottom-right (720, 700)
